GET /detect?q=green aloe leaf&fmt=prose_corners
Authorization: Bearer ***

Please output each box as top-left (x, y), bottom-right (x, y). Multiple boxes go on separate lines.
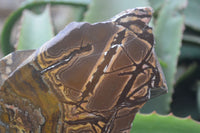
top-left (131, 113), bottom-right (200, 133)
top-left (141, 0), bottom-right (187, 114)
top-left (22, 0), bottom-right (90, 5)
top-left (1, 0), bottom-right (90, 55)
top-left (183, 34), bottom-right (200, 45)
top-left (148, 0), bottom-right (165, 12)
top-left (17, 6), bottom-right (54, 50)
top-left (184, 0), bottom-right (200, 31)
top-left (84, 0), bottom-right (150, 23)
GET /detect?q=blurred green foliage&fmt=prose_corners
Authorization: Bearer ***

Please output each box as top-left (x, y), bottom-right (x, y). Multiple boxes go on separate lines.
top-left (1, 0), bottom-right (200, 132)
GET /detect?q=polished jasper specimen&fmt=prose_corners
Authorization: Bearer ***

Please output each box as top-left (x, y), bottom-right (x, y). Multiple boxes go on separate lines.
top-left (0, 7), bottom-right (167, 133)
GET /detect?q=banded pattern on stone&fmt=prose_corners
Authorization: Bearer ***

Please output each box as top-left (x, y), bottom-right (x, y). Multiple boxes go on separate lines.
top-left (0, 7), bottom-right (167, 133)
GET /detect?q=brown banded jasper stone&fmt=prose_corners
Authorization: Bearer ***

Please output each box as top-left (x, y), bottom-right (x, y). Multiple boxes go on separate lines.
top-left (0, 7), bottom-right (167, 133)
